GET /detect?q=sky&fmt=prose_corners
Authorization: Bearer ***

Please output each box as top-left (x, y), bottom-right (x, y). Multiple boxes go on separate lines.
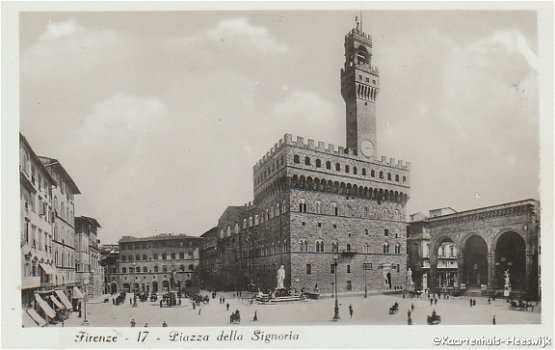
top-left (19, 10), bottom-right (540, 244)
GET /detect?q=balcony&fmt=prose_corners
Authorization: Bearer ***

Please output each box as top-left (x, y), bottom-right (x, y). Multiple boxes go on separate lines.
top-left (21, 276), bottom-right (41, 289)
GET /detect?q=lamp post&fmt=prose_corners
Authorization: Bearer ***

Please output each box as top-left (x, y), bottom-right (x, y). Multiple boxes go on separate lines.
top-left (332, 254), bottom-right (340, 321)
top-left (364, 261), bottom-right (368, 298)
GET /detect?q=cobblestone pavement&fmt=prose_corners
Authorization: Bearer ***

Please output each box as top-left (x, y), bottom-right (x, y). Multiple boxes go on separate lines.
top-left (55, 291), bottom-right (540, 328)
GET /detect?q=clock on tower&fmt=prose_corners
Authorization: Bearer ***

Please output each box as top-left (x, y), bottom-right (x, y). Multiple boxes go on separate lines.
top-left (341, 17), bottom-right (379, 157)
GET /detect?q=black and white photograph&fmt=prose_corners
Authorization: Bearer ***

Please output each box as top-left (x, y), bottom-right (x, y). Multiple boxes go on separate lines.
top-left (1, 1), bottom-right (553, 348)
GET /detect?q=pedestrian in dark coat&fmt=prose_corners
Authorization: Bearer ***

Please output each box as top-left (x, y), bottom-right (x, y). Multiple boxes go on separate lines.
top-left (349, 304), bottom-right (353, 318)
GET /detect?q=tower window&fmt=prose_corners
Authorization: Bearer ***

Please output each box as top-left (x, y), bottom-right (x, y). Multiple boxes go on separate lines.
top-left (335, 163), bottom-right (340, 171)
top-left (362, 168), bottom-right (366, 176)
top-left (326, 161), bottom-right (331, 170)
top-left (373, 80), bottom-right (376, 84)
top-left (353, 166), bottom-right (357, 175)
top-left (316, 159), bottom-right (321, 168)
top-left (384, 229), bottom-right (389, 236)
top-left (387, 173), bottom-right (392, 180)
top-left (403, 176), bottom-right (407, 183)
top-left (395, 174), bottom-right (399, 182)
top-left (347, 265), bottom-right (351, 273)
top-left (294, 155), bottom-right (300, 164)
top-left (305, 157), bottom-right (311, 166)
top-left (379, 171), bottom-right (384, 179)
top-left (371, 170), bottom-right (375, 177)
top-left (306, 264), bottom-right (312, 275)
top-left (345, 165), bottom-right (350, 173)
top-left (358, 75), bottom-right (362, 80)
top-left (366, 77), bottom-right (370, 82)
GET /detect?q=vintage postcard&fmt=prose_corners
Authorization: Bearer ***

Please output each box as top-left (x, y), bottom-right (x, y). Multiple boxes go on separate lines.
top-left (1, 1), bottom-right (553, 348)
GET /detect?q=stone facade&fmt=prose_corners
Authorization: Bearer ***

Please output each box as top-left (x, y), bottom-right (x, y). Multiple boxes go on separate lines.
top-left (201, 23), bottom-right (411, 294)
top-left (20, 134), bottom-right (57, 307)
top-left (407, 199), bottom-right (540, 299)
top-left (114, 234), bottom-right (202, 293)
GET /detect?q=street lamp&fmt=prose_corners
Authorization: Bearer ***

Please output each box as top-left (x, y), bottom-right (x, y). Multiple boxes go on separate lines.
top-left (332, 254), bottom-right (340, 321)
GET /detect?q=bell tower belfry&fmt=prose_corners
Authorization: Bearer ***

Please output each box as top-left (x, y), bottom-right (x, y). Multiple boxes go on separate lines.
top-left (341, 17), bottom-right (380, 158)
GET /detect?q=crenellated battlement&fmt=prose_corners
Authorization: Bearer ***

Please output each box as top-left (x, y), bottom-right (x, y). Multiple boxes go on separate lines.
top-left (254, 133), bottom-right (410, 171)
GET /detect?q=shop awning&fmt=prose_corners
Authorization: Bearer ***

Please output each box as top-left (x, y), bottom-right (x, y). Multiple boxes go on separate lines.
top-left (39, 263), bottom-right (55, 275)
top-left (34, 294), bottom-right (56, 319)
top-left (55, 290), bottom-right (73, 309)
top-left (50, 295), bottom-right (65, 309)
top-left (72, 286), bottom-right (85, 299)
top-left (26, 308), bottom-right (47, 327)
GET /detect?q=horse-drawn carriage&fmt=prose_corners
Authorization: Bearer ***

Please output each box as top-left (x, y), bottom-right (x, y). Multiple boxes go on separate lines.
top-left (389, 302), bottom-right (399, 315)
top-left (230, 311), bottom-right (241, 324)
top-left (427, 312), bottom-right (441, 325)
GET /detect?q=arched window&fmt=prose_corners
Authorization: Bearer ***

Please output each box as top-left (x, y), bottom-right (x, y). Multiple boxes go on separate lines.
top-left (162, 253), bottom-right (167, 260)
top-left (234, 223), bottom-right (240, 234)
top-left (383, 243), bottom-right (390, 254)
top-left (362, 168), bottom-right (367, 176)
top-left (153, 266), bottom-right (158, 272)
top-left (294, 155), bottom-right (300, 164)
top-left (243, 219), bottom-right (247, 229)
top-left (347, 264), bottom-right (351, 273)
top-left (129, 267), bottom-right (134, 274)
top-left (315, 240), bottom-right (324, 252)
top-left (371, 170), bottom-right (375, 177)
top-left (315, 201), bottom-right (322, 214)
top-left (326, 161), bottom-right (331, 170)
top-left (142, 254), bottom-right (147, 260)
top-left (170, 253), bottom-right (175, 260)
top-left (379, 171), bottom-right (384, 179)
top-left (387, 173), bottom-right (392, 180)
top-left (394, 243), bottom-right (401, 254)
top-left (305, 157), bottom-right (311, 165)
top-left (143, 266), bottom-right (147, 273)
top-left (254, 215), bottom-right (259, 225)
top-left (345, 165), bottom-right (350, 173)
top-left (395, 174), bottom-right (399, 182)
top-left (306, 264), bottom-right (312, 275)
top-left (403, 176), bottom-right (407, 183)
top-left (346, 244), bottom-right (351, 252)
top-left (298, 199), bottom-right (307, 213)
top-left (226, 225), bottom-right (231, 236)
top-left (356, 46), bottom-right (368, 64)
top-left (335, 163), bottom-right (341, 171)
top-left (315, 159), bottom-right (321, 168)
top-left (363, 243), bottom-right (369, 254)
top-left (162, 265), bottom-right (168, 272)
top-left (331, 203), bottom-right (338, 216)
top-left (153, 253), bottom-right (158, 260)
top-left (331, 241), bottom-right (338, 252)
top-left (299, 239), bottom-right (308, 252)
top-left (248, 216), bottom-right (253, 227)
top-left (122, 267), bottom-right (127, 274)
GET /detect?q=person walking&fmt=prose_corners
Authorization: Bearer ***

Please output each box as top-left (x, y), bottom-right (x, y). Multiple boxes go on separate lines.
top-left (162, 321), bottom-right (168, 327)
top-left (430, 298), bottom-right (433, 306)
top-left (408, 309), bottom-right (412, 319)
top-left (349, 304), bottom-right (353, 319)
top-left (473, 299), bottom-right (476, 306)
top-left (130, 297), bottom-right (132, 306)
top-left (434, 298), bottom-right (437, 305)
top-left (130, 319), bottom-right (136, 327)
top-left (226, 303), bottom-right (230, 311)
top-left (469, 298), bottom-right (473, 307)
top-left (411, 303), bottom-right (415, 311)
top-left (492, 315), bottom-right (496, 325)
top-left (198, 308), bottom-right (202, 315)
top-left (253, 310), bottom-right (258, 322)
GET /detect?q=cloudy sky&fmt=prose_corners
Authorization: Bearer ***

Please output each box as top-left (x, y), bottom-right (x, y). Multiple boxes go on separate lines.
top-left (19, 10), bottom-right (539, 243)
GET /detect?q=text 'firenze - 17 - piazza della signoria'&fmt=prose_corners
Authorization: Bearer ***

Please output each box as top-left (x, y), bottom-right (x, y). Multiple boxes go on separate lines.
top-left (19, 15), bottom-right (541, 328)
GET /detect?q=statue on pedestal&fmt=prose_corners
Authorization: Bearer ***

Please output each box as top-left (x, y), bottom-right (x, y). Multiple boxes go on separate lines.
top-left (276, 265), bottom-right (285, 289)
top-left (406, 268), bottom-right (415, 291)
top-left (503, 268), bottom-right (511, 297)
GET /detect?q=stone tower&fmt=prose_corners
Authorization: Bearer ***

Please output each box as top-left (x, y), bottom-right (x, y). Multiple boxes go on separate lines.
top-left (341, 19), bottom-right (380, 157)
